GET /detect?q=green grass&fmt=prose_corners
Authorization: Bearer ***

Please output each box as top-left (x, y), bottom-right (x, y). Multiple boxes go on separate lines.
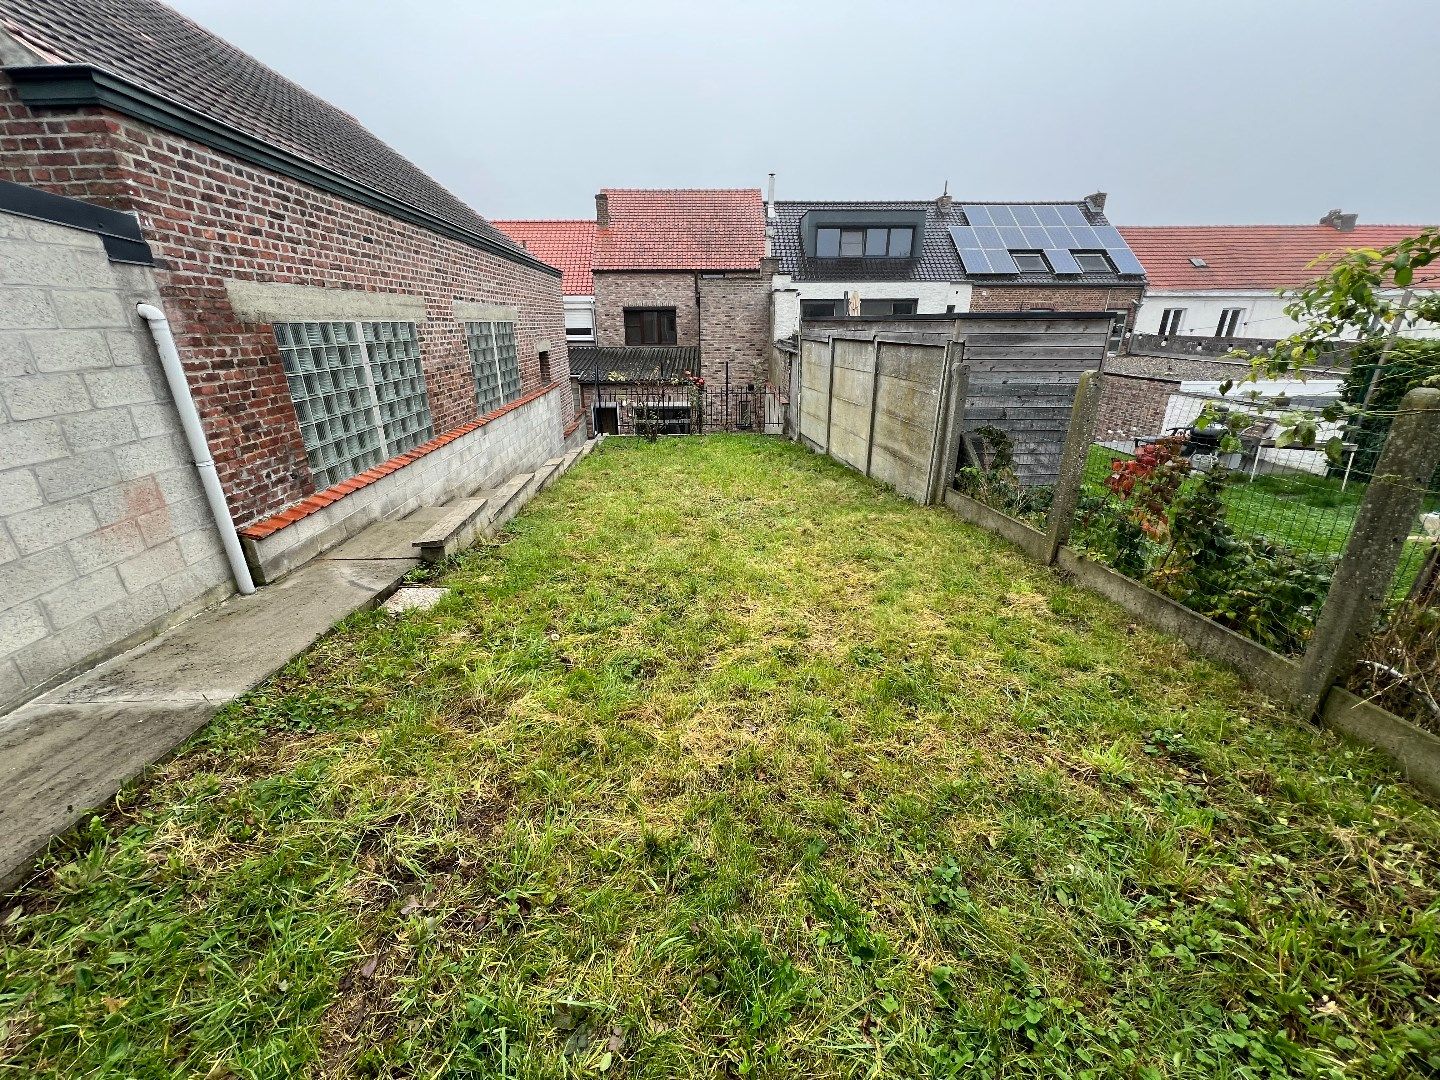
top-left (1084, 445), bottom-right (1440, 558)
top-left (4, 436), bottom-right (1439, 1078)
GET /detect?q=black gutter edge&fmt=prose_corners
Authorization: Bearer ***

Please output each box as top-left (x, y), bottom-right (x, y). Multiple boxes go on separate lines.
top-left (0, 176), bottom-right (153, 264)
top-left (807, 311), bottom-right (1122, 322)
top-left (6, 64), bottom-right (562, 280)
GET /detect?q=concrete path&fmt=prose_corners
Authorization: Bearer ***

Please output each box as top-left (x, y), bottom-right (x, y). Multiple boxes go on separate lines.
top-left (0, 526), bottom-right (422, 893)
top-left (0, 441), bottom-right (597, 892)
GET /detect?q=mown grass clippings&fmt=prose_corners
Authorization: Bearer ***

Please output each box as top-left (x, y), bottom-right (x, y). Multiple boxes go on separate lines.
top-left (2, 435), bottom-right (1438, 1079)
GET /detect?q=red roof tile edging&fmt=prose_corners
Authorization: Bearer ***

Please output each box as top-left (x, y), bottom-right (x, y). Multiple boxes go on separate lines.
top-left (239, 382), bottom-right (560, 541)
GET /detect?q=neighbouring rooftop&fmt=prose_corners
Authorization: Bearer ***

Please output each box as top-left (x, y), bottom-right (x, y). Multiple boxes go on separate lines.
top-left (1119, 223), bottom-right (1440, 290)
top-left (568, 344), bottom-right (698, 383)
top-left (491, 219), bottom-right (596, 294)
top-left (593, 188), bottom-right (766, 271)
top-left (771, 198), bottom-right (1146, 285)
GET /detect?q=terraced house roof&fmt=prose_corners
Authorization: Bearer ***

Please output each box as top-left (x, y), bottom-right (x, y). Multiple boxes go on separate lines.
top-left (772, 198), bottom-right (1143, 285)
top-left (0, 0), bottom-right (551, 273)
top-left (593, 189), bottom-right (765, 272)
top-left (491, 220), bottom-right (596, 294)
top-left (1118, 224), bottom-right (1440, 290)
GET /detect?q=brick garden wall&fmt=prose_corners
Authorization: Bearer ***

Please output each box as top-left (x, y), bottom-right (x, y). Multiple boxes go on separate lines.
top-left (969, 283), bottom-right (1144, 321)
top-left (0, 212), bottom-right (232, 710)
top-left (1095, 371), bottom-right (1179, 447)
top-left (0, 78), bottom-right (570, 527)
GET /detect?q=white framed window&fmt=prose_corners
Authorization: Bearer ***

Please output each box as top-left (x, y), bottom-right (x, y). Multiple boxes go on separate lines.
top-left (1158, 307), bottom-right (1186, 336)
top-left (275, 320), bottom-right (433, 489)
top-left (565, 305), bottom-right (594, 342)
top-left (1215, 307), bottom-right (1244, 337)
top-left (466, 320), bottom-right (522, 415)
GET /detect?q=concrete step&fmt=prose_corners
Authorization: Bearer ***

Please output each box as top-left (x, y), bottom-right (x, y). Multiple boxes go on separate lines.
top-left (410, 495), bottom-right (493, 563)
top-left (532, 459), bottom-right (562, 492)
top-left (483, 471), bottom-right (540, 534)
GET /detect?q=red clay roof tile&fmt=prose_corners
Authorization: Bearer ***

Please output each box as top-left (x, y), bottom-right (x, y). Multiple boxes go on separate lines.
top-left (491, 219), bottom-right (596, 293)
top-left (1119, 225), bottom-right (1440, 290)
top-left (592, 189), bottom-right (765, 272)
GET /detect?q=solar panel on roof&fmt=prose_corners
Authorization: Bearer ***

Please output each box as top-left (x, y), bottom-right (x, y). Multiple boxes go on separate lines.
top-left (1057, 205), bottom-right (1089, 227)
top-left (1044, 247), bottom-right (1082, 274)
top-left (1107, 247), bottom-right (1146, 275)
top-left (1010, 205), bottom-right (1041, 227)
top-left (961, 204), bottom-right (992, 225)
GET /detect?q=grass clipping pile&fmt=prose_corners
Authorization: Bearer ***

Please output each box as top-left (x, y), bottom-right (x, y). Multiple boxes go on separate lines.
top-left (2, 435), bottom-right (1438, 1079)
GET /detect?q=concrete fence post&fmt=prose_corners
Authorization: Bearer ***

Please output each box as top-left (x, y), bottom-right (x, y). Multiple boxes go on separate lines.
top-left (823, 336), bottom-right (837, 455)
top-left (1295, 386), bottom-right (1440, 716)
top-left (927, 342), bottom-right (969, 505)
top-left (864, 336), bottom-right (881, 479)
top-left (1043, 369), bottom-right (1103, 565)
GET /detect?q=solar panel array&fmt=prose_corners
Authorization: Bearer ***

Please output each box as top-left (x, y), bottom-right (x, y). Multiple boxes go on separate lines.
top-left (950, 204), bottom-right (1145, 276)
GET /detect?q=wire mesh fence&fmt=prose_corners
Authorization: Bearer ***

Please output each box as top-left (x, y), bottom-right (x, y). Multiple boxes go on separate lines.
top-left (951, 373), bottom-right (1440, 664)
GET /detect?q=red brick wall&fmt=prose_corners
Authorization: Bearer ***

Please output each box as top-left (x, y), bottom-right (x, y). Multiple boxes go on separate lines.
top-left (969, 283), bottom-right (1144, 321)
top-left (1095, 371), bottom-right (1178, 445)
top-left (592, 272), bottom-right (699, 348)
top-left (0, 79), bottom-right (568, 526)
top-left (698, 273), bottom-right (768, 390)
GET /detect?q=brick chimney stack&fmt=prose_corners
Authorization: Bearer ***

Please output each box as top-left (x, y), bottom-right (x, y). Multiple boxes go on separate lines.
top-left (936, 181), bottom-right (953, 213)
top-left (595, 192), bottom-right (609, 228)
top-left (1083, 191), bottom-right (1107, 216)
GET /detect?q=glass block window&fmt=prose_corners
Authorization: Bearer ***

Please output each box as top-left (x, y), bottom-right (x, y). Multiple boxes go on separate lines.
top-left (466, 321), bottom-right (522, 415)
top-left (275, 321), bottom-right (385, 488)
top-left (362, 322), bottom-right (433, 454)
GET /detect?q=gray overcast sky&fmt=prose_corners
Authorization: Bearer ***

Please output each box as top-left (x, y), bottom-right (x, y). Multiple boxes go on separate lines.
top-left (168, 0), bottom-right (1439, 226)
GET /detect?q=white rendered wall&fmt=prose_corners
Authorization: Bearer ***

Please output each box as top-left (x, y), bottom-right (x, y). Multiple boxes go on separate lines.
top-left (771, 275), bottom-right (972, 339)
top-left (1136, 288), bottom-right (1439, 340)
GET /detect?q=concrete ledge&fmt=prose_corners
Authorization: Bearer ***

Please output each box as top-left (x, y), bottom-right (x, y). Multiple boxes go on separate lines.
top-left (943, 489), bottom-right (1049, 562)
top-left (242, 387), bottom-right (564, 583)
top-left (224, 279), bottom-right (426, 323)
top-left (1321, 686), bottom-right (1440, 801)
top-left (940, 491), bottom-right (1299, 700)
top-left (1055, 547), bottom-right (1300, 701)
top-left (412, 497), bottom-right (491, 563)
top-left (453, 300), bottom-right (519, 323)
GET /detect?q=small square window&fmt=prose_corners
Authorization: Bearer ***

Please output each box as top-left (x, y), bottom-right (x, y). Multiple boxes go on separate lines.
top-left (1072, 251), bottom-right (1113, 274)
top-left (816, 228), bottom-right (840, 257)
top-left (889, 228), bottom-right (914, 257)
top-left (1159, 308), bottom-right (1186, 336)
top-left (839, 229), bottom-right (865, 257)
top-left (1010, 251), bottom-right (1050, 273)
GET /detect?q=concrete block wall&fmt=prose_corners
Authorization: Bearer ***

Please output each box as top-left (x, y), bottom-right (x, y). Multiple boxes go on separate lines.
top-left (240, 384), bottom-right (573, 583)
top-left (0, 212), bottom-right (232, 711)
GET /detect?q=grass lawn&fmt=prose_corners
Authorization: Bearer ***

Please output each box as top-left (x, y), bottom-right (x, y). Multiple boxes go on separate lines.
top-left (4, 436), bottom-right (1439, 1079)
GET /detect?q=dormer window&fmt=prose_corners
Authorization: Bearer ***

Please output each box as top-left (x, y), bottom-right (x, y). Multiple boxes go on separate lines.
top-left (816, 226), bottom-right (914, 259)
top-left (1072, 251), bottom-right (1114, 274)
top-left (1010, 251), bottom-right (1050, 273)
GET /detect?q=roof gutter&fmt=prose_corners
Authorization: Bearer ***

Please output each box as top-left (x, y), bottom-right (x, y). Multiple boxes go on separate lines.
top-left (6, 64), bottom-right (562, 280)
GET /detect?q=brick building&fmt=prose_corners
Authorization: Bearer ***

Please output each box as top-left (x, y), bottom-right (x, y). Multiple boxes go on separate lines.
top-left (0, 0), bottom-right (580, 708)
top-left (496, 190), bottom-right (771, 435)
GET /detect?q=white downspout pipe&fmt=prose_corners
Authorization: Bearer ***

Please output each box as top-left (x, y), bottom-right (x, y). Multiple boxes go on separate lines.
top-left (136, 303), bottom-right (256, 596)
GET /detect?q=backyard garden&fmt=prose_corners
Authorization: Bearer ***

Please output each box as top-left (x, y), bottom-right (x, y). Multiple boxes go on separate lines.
top-left (2, 437), bottom-right (1438, 1078)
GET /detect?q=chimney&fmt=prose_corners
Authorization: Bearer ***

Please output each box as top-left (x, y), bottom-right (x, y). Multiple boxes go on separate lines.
top-left (1320, 208), bottom-right (1357, 231)
top-left (595, 192), bottom-right (609, 228)
top-left (936, 180), bottom-right (953, 213)
top-left (1083, 191), bottom-right (1107, 216)
top-left (766, 172), bottom-right (776, 218)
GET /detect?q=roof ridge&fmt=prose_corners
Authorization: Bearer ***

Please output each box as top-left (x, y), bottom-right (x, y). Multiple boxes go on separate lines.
top-left (1120, 223), bottom-right (1436, 230)
top-left (602, 187), bottom-right (763, 194)
top-left (490, 218), bottom-right (596, 225)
